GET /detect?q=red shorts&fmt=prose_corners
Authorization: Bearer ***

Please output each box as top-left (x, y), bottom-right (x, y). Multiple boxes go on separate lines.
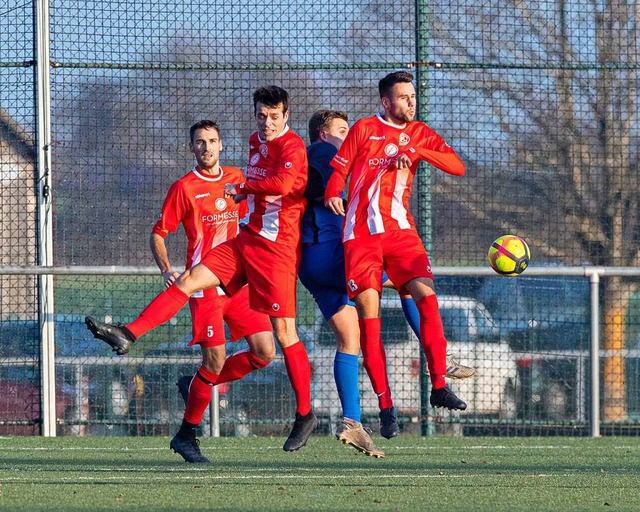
top-left (201, 229), bottom-right (300, 317)
top-left (188, 285), bottom-right (272, 347)
top-left (343, 229), bottom-right (433, 299)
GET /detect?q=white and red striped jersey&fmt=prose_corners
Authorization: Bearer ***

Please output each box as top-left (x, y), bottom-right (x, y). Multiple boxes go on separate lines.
top-left (152, 166), bottom-right (248, 269)
top-left (241, 126), bottom-right (308, 246)
top-left (325, 114), bottom-right (464, 242)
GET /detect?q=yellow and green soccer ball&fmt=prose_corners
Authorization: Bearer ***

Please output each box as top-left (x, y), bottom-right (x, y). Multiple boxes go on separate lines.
top-left (488, 235), bottom-right (531, 276)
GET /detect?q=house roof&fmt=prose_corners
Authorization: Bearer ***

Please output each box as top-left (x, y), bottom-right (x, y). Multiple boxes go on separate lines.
top-left (0, 107), bottom-right (36, 163)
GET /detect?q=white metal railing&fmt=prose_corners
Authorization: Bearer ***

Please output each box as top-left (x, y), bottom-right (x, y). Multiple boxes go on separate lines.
top-left (1, 264), bottom-right (640, 437)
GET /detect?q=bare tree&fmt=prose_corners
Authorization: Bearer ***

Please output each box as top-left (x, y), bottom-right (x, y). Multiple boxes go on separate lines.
top-left (427, 0), bottom-right (639, 420)
top-left (53, 34), bottom-right (324, 266)
top-left (331, 0), bottom-right (639, 419)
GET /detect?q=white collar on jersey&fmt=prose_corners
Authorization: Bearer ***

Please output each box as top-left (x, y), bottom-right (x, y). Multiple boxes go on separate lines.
top-left (192, 166), bottom-right (224, 182)
top-left (376, 113), bottom-right (407, 130)
top-left (257, 124), bottom-right (290, 144)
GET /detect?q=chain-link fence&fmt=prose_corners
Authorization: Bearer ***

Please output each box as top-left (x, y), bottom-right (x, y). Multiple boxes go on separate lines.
top-left (1, 0), bottom-right (639, 437)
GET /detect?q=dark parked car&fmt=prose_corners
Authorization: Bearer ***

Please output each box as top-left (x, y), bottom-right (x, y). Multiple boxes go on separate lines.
top-left (480, 276), bottom-right (592, 421)
top-left (131, 337), bottom-right (295, 436)
top-left (0, 315), bottom-right (95, 434)
top-left (0, 314), bottom-right (133, 435)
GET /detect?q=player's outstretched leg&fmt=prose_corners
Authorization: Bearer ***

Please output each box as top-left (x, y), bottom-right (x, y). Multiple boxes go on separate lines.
top-left (336, 418), bottom-right (384, 458)
top-left (85, 316), bottom-right (135, 355)
top-left (283, 411), bottom-right (317, 452)
top-left (378, 406), bottom-right (400, 439)
top-left (430, 386), bottom-right (467, 410)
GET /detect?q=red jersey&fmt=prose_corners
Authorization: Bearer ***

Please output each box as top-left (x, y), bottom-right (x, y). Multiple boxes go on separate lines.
top-left (152, 166), bottom-right (248, 269)
top-left (241, 126), bottom-right (308, 246)
top-left (325, 114), bottom-right (464, 241)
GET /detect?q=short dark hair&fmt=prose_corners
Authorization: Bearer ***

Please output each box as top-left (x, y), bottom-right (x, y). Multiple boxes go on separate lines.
top-left (308, 109), bottom-right (348, 143)
top-left (190, 120), bottom-right (220, 143)
top-left (378, 71), bottom-right (414, 98)
top-left (253, 86), bottom-right (289, 114)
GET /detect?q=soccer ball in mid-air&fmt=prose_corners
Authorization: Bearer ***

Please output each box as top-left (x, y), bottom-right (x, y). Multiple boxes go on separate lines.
top-left (488, 235), bottom-right (530, 276)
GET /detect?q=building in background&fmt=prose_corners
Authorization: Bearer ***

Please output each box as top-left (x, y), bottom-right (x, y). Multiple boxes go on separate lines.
top-left (0, 107), bottom-right (37, 317)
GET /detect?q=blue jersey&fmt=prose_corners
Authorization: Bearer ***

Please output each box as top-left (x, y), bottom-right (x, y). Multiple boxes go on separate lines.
top-left (300, 142), bottom-right (344, 244)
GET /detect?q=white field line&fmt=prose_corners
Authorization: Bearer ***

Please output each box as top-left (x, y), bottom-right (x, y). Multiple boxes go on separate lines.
top-left (2, 469), bottom-right (637, 484)
top-left (0, 473), bottom-right (579, 483)
top-left (1, 444), bottom-right (639, 452)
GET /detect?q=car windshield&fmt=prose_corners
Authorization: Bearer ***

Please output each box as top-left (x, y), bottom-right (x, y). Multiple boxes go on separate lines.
top-left (481, 276), bottom-right (589, 327)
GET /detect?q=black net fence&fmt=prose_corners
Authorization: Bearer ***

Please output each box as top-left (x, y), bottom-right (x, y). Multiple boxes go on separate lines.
top-left (0, 0), bottom-right (639, 437)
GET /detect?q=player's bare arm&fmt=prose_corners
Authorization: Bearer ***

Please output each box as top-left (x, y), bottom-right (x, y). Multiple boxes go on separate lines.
top-left (150, 232), bottom-right (180, 288)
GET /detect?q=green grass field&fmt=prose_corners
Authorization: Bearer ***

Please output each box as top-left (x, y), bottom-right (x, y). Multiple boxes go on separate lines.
top-left (1, 436), bottom-right (639, 511)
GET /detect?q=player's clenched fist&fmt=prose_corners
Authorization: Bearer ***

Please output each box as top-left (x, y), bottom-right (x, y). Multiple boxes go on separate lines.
top-left (224, 183), bottom-right (238, 196)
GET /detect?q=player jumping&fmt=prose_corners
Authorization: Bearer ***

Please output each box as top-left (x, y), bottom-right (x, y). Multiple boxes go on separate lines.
top-left (324, 71), bottom-right (469, 417)
top-left (86, 87), bottom-right (317, 455)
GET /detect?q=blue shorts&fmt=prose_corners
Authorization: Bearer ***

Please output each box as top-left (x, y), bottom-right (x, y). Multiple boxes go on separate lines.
top-left (298, 239), bottom-right (354, 321)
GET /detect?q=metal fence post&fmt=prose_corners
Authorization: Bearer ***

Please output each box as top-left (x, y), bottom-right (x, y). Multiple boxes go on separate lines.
top-left (415, 0), bottom-right (436, 438)
top-left (35, 0), bottom-right (56, 437)
top-left (589, 270), bottom-right (601, 437)
top-left (209, 386), bottom-right (220, 437)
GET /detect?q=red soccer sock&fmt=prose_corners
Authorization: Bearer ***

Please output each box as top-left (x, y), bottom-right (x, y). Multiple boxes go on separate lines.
top-left (216, 350), bottom-right (270, 385)
top-left (183, 365), bottom-right (219, 425)
top-left (126, 285), bottom-right (189, 338)
top-left (282, 341), bottom-right (312, 416)
top-left (359, 318), bottom-right (393, 410)
top-left (416, 294), bottom-right (447, 389)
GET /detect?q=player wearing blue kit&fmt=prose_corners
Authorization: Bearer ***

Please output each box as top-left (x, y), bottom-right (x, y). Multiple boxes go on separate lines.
top-left (299, 110), bottom-right (382, 456)
top-left (298, 110), bottom-right (475, 457)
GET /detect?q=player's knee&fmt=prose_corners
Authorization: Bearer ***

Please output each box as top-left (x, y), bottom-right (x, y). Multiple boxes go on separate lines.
top-left (200, 346), bottom-right (225, 374)
top-left (336, 338), bottom-right (359, 355)
top-left (175, 270), bottom-right (197, 295)
top-left (200, 359), bottom-right (223, 375)
top-left (248, 332), bottom-right (276, 362)
top-left (271, 318), bottom-right (299, 348)
top-left (254, 344), bottom-right (276, 363)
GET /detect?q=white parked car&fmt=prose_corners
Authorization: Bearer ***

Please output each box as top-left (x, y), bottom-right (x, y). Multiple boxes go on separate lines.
top-left (307, 292), bottom-right (518, 422)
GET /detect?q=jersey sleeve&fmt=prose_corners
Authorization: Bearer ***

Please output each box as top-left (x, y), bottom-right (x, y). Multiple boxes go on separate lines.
top-left (151, 181), bottom-right (187, 237)
top-left (305, 143), bottom-right (338, 202)
top-left (242, 139), bottom-right (306, 196)
top-left (410, 147), bottom-right (465, 176)
top-left (408, 126), bottom-right (465, 176)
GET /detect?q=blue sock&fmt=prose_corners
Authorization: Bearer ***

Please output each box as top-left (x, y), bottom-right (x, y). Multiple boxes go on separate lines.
top-left (401, 297), bottom-right (421, 340)
top-left (334, 351), bottom-right (361, 422)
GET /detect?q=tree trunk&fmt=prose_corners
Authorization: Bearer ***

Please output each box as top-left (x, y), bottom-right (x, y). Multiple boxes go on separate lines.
top-left (602, 277), bottom-right (631, 421)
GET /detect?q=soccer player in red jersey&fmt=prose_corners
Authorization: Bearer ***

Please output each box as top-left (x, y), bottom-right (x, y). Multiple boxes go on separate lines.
top-left (324, 71), bottom-right (468, 423)
top-left (148, 120), bottom-right (274, 463)
top-left (86, 87), bottom-right (316, 454)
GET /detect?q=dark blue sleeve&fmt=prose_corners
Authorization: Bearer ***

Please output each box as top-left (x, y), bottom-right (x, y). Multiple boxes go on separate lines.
top-left (307, 143), bottom-right (338, 188)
